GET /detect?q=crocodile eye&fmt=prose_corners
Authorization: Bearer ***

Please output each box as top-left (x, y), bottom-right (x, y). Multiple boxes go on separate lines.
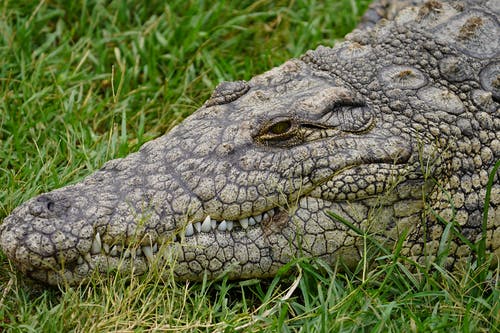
top-left (268, 120), bottom-right (292, 135)
top-left (256, 117), bottom-right (298, 144)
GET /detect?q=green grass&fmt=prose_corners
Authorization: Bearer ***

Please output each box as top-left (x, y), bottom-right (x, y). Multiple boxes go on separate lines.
top-left (0, 0), bottom-right (498, 331)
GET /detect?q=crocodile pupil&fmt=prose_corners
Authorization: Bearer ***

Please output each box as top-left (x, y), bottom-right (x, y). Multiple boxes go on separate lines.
top-left (269, 120), bottom-right (292, 134)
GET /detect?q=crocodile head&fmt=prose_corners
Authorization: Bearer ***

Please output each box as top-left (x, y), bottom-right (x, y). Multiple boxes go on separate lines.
top-left (1, 2), bottom-right (499, 285)
top-left (0, 58), bottom-right (430, 285)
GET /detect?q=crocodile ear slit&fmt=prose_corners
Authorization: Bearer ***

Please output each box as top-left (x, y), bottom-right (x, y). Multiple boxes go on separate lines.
top-left (204, 80), bottom-right (250, 107)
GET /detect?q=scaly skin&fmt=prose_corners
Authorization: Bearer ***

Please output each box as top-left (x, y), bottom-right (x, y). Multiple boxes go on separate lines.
top-left (0, 0), bottom-right (499, 285)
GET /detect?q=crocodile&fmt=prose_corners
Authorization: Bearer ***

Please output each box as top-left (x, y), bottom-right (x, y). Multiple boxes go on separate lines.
top-left (0, 0), bottom-right (499, 286)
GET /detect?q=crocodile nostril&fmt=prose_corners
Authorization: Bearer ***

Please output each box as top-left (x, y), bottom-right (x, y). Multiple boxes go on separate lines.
top-left (30, 196), bottom-right (57, 217)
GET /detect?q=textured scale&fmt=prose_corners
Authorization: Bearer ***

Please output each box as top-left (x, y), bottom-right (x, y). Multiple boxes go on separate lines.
top-left (0, 0), bottom-right (499, 286)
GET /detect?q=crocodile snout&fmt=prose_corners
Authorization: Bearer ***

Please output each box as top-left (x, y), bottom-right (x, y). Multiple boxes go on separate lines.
top-left (0, 190), bottom-right (95, 276)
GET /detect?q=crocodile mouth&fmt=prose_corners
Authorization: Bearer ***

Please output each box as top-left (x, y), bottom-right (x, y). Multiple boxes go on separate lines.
top-left (77, 207), bottom-right (282, 266)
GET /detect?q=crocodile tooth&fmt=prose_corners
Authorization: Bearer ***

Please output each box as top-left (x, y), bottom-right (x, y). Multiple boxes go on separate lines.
top-left (227, 220), bottom-right (233, 231)
top-left (91, 232), bottom-right (102, 254)
top-left (268, 209), bottom-right (275, 217)
top-left (110, 245), bottom-right (118, 256)
top-left (211, 219), bottom-right (217, 230)
top-left (263, 213), bottom-right (269, 221)
top-left (201, 216), bottom-right (212, 232)
top-left (218, 220), bottom-right (227, 231)
top-left (248, 217), bottom-right (256, 226)
top-left (83, 253), bottom-right (92, 264)
top-left (254, 214), bottom-right (262, 223)
top-left (103, 243), bottom-right (110, 254)
top-left (238, 217), bottom-right (248, 229)
top-left (185, 223), bottom-right (194, 236)
top-left (194, 222), bottom-right (202, 233)
top-left (77, 256), bottom-right (84, 265)
top-left (142, 246), bottom-right (154, 262)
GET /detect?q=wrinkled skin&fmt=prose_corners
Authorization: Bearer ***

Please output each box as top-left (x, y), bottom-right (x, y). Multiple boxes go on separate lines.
top-left (0, 0), bottom-right (499, 285)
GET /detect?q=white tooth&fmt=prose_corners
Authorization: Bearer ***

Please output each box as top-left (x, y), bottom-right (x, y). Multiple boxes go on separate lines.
top-left (239, 217), bottom-right (248, 229)
top-left (153, 243), bottom-right (158, 253)
top-left (227, 220), bottom-right (233, 231)
top-left (103, 243), bottom-right (110, 254)
top-left (263, 213), bottom-right (269, 221)
top-left (185, 223), bottom-right (194, 236)
top-left (201, 216), bottom-right (212, 232)
top-left (254, 214), bottom-right (262, 223)
top-left (218, 220), bottom-right (227, 231)
top-left (84, 253), bottom-right (92, 265)
top-left (211, 219), bottom-right (217, 230)
top-left (123, 249), bottom-right (131, 258)
top-left (142, 246), bottom-right (154, 262)
top-left (248, 217), bottom-right (256, 226)
top-left (194, 222), bottom-right (202, 233)
top-left (110, 245), bottom-right (118, 256)
top-left (91, 233), bottom-right (102, 254)
top-left (77, 256), bottom-right (84, 265)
